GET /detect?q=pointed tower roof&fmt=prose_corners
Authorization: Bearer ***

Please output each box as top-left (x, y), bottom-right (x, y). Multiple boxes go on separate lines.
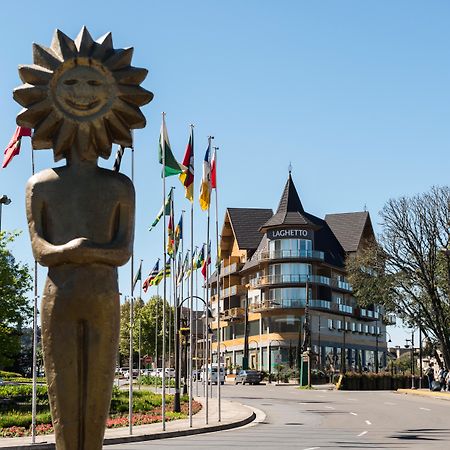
top-left (260, 173), bottom-right (320, 231)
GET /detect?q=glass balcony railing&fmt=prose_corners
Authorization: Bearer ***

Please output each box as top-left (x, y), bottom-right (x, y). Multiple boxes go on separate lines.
top-left (338, 304), bottom-right (353, 314)
top-left (248, 274), bottom-right (352, 292)
top-left (251, 298), bottom-right (331, 311)
top-left (258, 249), bottom-right (325, 261)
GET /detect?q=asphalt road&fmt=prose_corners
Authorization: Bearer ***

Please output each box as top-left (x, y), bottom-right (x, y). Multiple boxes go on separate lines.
top-left (108, 384), bottom-right (450, 450)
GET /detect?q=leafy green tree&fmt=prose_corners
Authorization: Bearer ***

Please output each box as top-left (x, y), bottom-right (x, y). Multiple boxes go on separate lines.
top-left (119, 295), bottom-right (174, 367)
top-left (0, 232), bottom-right (33, 369)
top-left (347, 186), bottom-right (450, 368)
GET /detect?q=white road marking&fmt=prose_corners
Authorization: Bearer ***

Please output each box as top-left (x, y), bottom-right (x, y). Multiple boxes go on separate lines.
top-left (350, 412), bottom-right (358, 416)
top-left (384, 401), bottom-right (396, 405)
top-left (324, 406), bottom-right (335, 409)
top-left (365, 420), bottom-right (372, 425)
top-left (420, 407), bottom-right (431, 411)
top-left (358, 431), bottom-right (368, 437)
top-left (304, 447), bottom-right (321, 450)
top-left (298, 402), bottom-right (309, 405)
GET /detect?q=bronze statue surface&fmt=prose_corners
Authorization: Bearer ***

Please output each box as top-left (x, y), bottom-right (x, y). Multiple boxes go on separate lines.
top-left (14, 27), bottom-right (152, 449)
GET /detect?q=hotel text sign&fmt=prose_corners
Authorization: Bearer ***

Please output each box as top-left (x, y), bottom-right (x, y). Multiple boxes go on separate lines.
top-left (267, 228), bottom-right (313, 240)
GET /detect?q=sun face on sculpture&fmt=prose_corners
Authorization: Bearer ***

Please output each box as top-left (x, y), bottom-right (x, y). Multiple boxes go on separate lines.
top-left (13, 27), bottom-right (153, 162)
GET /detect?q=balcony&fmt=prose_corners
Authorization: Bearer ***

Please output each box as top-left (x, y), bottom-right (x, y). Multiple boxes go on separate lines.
top-left (258, 249), bottom-right (325, 262)
top-left (222, 307), bottom-right (245, 321)
top-left (211, 285), bottom-right (246, 302)
top-left (248, 274), bottom-right (351, 292)
top-left (220, 262), bottom-right (240, 278)
top-left (359, 308), bottom-right (380, 320)
top-left (249, 298), bottom-right (331, 312)
top-left (338, 304), bottom-right (354, 315)
top-left (382, 313), bottom-right (396, 325)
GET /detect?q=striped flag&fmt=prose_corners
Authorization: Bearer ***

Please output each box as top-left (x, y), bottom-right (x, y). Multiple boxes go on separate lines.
top-left (149, 187), bottom-right (174, 230)
top-left (132, 260), bottom-right (142, 292)
top-left (211, 147), bottom-right (217, 189)
top-left (143, 260), bottom-right (160, 293)
top-left (199, 140), bottom-right (212, 211)
top-left (159, 114), bottom-right (185, 177)
top-left (179, 127), bottom-right (194, 201)
top-left (2, 126), bottom-right (32, 169)
top-left (113, 145), bottom-right (125, 172)
top-left (152, 260), bottom-right (171, 286)
top-left (201, 244), bottom-right (211, 279)
top-left (174, 214), bottom-right (183, 253)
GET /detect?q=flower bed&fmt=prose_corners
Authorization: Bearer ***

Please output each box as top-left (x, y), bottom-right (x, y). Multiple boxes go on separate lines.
top-left (0, 385), bottom-right (201, 437)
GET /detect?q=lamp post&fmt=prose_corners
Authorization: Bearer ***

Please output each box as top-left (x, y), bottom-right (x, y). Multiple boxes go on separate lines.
top-left (178, 295), bottom-right (213, 423)
top-left (242, 284), bottom-right (250, 370)
top-left (268, 339), bottom-right (281, 383)
top-left (0, 195), bottom-right (12, 231)
top-left (405, 330), bottom-right (415, 389)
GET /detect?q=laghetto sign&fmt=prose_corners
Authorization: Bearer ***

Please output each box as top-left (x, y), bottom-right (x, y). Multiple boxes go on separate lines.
top-left (267, 228), bottom-right (313, 240)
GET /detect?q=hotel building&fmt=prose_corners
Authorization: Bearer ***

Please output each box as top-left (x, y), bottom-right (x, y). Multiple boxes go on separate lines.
top-left (210, 173), bottom-right (393, 373)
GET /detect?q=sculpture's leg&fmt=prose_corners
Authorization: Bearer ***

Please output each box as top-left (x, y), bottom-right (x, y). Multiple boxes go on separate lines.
top-left (83, 293), bottom-right (120, 450)
top-left (41, 267), bottom-right (119, 450)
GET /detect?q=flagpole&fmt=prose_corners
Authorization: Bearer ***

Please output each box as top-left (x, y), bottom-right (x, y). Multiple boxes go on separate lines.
top-left (213, 147), bottom-right (222, 422)
top-left (155, 284), bottom-right (159, 393)
top-left (173, 203), bottom-right (181, 412)
top-left (194, 247), bottom-right (199, 397)
top-left (31, 145), bottom-right (38, 445)
top-left (161, 112), bottom-right (167, 430)
top-left (128, 138), bottom-right (136, 435)
top-left (138, 259), bottom-right (143, 391)
top-left (189, 199), bottom-right (194, 426)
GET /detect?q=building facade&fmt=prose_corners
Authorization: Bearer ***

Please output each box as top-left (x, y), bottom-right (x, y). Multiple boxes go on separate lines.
top-left (210, 173), bottom-right (393, 374)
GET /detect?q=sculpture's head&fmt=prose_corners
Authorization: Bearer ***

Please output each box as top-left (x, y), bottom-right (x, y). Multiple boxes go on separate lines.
top-left (14, 27), bottom-right (153, 162)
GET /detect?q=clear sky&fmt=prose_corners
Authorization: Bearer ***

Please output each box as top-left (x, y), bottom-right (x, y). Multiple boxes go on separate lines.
top-left (0, 1), bottom-right (449, 348)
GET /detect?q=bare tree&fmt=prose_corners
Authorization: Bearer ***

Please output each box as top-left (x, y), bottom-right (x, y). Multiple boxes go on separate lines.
top-left (347, 186), bottom-right (450, 368)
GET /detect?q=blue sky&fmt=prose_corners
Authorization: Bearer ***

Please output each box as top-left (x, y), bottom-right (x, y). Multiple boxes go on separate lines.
top-left (0, 1), bottom-right (449, 347)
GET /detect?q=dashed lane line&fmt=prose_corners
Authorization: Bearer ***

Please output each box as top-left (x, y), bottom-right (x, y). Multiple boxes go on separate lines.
top-left (357, 431), bottom-right (368, 437)
top-left (304, 447), bottom-right (321, 450)
top-left (324, 406), bottom-right (335, 410)
top-left (365, 420), bottom-right (372, 425)
top-left (420, 407), bottom-right (431, 411)
top-left (350, 412), bottom-right (358, 416)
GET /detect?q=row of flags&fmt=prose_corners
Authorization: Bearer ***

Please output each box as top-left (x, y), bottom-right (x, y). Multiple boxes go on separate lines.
top-left (141, 244), bottom-right (208, 294)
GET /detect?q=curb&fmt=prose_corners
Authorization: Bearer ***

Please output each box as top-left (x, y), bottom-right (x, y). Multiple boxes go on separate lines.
top-left (396, 389), bottom-right (450, 401)
top-left (0, 409), bottom-right (256, 450)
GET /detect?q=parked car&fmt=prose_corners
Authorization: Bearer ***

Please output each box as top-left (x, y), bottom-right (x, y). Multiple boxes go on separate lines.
top-left (234, 370), bottom-right (261, 385)
top-left (123, 369), bottom-right (139, 379)
top-left (200, 364), bottom-right (225, 385)
top-left (0, 378), bottom-right (4, 386)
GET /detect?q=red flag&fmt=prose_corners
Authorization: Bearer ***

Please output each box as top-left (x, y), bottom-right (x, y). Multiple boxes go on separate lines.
top-left (2, 126), bottom-right (32, 169)
top-left (201, 245), bottom-right (211, 279)
top-left (211, 148), bottom-right (217, 189)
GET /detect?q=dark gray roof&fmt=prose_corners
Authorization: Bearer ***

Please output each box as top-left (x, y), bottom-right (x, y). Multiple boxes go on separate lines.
top-left (261, 174), bottom-right (318, 230)
top-left (227, 208), bottom-right (273, 250)
top-left (325, 212), bottom-right (373, 253)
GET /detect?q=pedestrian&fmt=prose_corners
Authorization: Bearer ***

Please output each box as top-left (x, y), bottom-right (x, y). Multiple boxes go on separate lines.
top-left (445, 370), bottom-right (450, 392)
top-left (425, 363), bottom-right (434, 391)
top-left (438, 367), bottom-right (446, 391)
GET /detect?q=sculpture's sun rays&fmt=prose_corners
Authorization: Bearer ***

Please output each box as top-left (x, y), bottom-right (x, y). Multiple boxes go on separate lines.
top-left (14, 26), bottom-right (153, 162)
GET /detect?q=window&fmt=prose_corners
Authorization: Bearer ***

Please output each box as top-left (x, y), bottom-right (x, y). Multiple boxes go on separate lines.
top-left (269, 263), bottom-right (312, 283)
top-left (364, 324), bottom-right (369, 334)
top-left (336, 320), bottom-right (342, 331)
top-left (357, 323), bottom-right (363, 333)
top-left (268, 239), bottom-right (313, 258)
top-left (269, 287), bottom-right (312, 308)
top-left (328, 319), bottom-right (334, 330)
top-left (351, 322), bottom-right (357, 332)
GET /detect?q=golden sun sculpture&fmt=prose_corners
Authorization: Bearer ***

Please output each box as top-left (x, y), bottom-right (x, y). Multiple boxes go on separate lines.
top-left (13, 27), bottom-right (153, 162)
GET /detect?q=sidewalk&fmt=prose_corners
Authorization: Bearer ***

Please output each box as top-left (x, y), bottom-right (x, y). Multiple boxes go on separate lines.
top-left (0, 397), bottom-right (255, 450)
top-left (396, 388), bottom-right (450, 401)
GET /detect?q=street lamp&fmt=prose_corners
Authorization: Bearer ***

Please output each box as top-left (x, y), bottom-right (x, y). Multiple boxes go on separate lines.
top-left (0, 194), bottom-right (12, 231)
top-left (405, 330), bottom-right (415, 389)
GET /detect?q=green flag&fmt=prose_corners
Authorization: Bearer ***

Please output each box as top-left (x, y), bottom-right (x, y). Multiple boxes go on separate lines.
top-left (159, 114), bottom-right (185, 177)
top-left (149, 187), bottom-right (174, 230)
top-left (132, 260), bottom-right (142, 292)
